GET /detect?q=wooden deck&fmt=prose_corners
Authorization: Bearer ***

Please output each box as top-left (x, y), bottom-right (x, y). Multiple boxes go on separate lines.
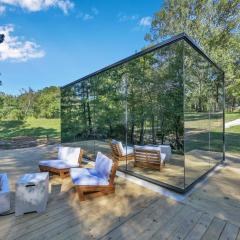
top-left (0, 145), bottom-right (240, 240)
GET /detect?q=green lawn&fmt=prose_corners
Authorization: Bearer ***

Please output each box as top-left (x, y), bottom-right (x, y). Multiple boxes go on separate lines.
top-left (0, 117), bottom-right (60, 140)
top-left (184, 112), bottom-right (240, 154)
top-left (225, 112), bottom-right (240, 122)
top-left (0, 113), bottom-right (239, 153)
top-left (225, 113), bottom-right (240, 154)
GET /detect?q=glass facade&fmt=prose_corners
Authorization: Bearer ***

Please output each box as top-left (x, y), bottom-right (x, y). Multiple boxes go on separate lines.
top-left (61, 34), bottom-right (224, 192)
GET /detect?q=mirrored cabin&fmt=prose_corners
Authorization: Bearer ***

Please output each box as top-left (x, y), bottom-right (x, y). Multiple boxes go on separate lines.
top-left (61, 33), bottom-right (224, 192)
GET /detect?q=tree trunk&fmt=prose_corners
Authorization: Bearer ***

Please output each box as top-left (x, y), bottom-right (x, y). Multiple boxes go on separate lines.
top-left (151, 115), bottom-right (156, 144)
top-left (86, 89), bottom-right (92, 134)
top-left (109, 123), bottom-right (112, 137)
top-left (130, 121), bottom-right (135, 145)
top-left (160, 114), bottom-right (165, 144)
top-left (175, 116), bottom-right (182, 150)
top-left (139, 118), bottom-right (144, 145)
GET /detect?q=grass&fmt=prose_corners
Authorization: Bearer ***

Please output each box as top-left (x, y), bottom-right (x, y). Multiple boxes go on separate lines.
top-left (225, 113), bottom-right (240, 153)
top-left (185, 112), bottom-right (240, 154)
top-left (225, 112), bottom-right (240, 122)
top-left (0, 117), bottom-right (60, 140)
top-left (0, 112), bottom-right (239, 153)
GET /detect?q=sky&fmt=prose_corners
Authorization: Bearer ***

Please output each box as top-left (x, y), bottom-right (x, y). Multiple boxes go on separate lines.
top-left (0, 0), bottom-right (164, 95)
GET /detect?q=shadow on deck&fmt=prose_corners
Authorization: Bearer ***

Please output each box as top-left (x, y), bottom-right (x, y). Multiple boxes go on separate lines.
top-left (0, 146), bottom-right (240, 240)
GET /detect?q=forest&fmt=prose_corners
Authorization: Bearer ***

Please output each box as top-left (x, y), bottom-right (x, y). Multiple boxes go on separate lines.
top-left (0, 86), bottom-right (60, 120)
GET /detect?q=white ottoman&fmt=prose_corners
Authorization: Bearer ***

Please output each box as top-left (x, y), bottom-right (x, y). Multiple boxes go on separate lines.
top-left (159, 145), bottom-right (172, 161)
top-left (15, 172), bottom-right (49, 216)
top-left (0, 173), bottom-right (10, 214)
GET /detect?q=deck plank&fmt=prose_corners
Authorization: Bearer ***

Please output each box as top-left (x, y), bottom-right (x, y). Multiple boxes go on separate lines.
top-left (149, 205), bottom-right (197, 239)
top-left (11, 182), bottom-right (158, 240)
top-left (201, 217), bottom-right (226, 240)
top-left (236, 230), bottom-right (240, 240)
top-left (184, 212), bottom-right (214, 240)
top-left (167, 208), bottom-right (203, 240)
top-left (219, 222), bottom-right (239, 240)
top-left (135, 201), bottom-right (184, 240)
top-left (1, 147), bottom-right (240, 240)
top-left (34, 195), bottom-right (159, 240)
top-left (99, 198), bottom-right (183, 240)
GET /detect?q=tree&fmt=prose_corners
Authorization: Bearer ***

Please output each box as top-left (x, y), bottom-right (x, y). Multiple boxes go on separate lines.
top-left (0, 86), bottom-right (60, 120)
top-left (145, 0), bottom-right (240, 111)
top-left (0, 34), bottom-right (4, 44)
top-left (33, 86), bottom-right (60, 118)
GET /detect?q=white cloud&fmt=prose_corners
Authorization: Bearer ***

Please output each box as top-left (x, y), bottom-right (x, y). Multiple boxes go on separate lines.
top-left (139, 16), bottom-right (152, 27)
top-left (82, 13), bottom-right (93, 20)
top-left (0, 24), bottom-right (45, 62)
top-left (77, 7), bottom-right (99, 21)
top-left (0, 0), bottom-right (74, 14)
top-left (118, 12), bottom-right (139, 22)
top-left (0, 5), bottom-right (5, 14)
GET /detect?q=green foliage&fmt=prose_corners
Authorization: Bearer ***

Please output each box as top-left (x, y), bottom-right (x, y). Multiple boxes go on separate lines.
top-left (33, 86), bottom-right (60, 118)
top-left (0, 86), bottom-right (60, 120)
top-left (145, 0), bottom-right (240, 111)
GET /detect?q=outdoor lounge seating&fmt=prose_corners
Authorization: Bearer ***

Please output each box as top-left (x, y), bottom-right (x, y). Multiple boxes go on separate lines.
top-left (39, 146), bottom-right (83, 178)
top-left (110, 139), bottom-right (134, 161)
top-left (134, 145), bottom-right (166, 171)
top-left (70, 152), bottom-right (118, 201)
top-left (0, 173), bottom-right (10, 214)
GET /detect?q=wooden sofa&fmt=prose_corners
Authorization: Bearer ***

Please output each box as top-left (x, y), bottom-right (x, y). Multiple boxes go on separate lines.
top-left (134, 146), bottom-right (166, 171)
top-left (110, 140), bottom-right (134, 161)
top-left (39, 146), bottom-right (84, 178)
top-left (70, 152), bottom-right (118, 201)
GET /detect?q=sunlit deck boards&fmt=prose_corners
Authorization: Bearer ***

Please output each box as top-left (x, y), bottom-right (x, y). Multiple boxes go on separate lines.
top-left (0, 146), bottom-right (240, 240)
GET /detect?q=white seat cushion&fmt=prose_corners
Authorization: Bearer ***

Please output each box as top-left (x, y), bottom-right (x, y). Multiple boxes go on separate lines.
top-left (95, 152), bottom-right (113, 179)
top-left (134, 145), bottom-right (161, 151)
top-left (58, 146), bottom-right (81, 165)
top-left (160, 153), bottom-right (166, 162)
top-left (70, 168), bottom-right (109, 186)
top-left (39, 160), bottom-right (79, 169)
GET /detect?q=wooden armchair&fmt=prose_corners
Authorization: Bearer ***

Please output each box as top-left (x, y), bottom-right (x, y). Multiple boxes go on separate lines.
top-left (39, 146), bottom-right (84, 178)
top-left (110, 140), bottom-right (134, 161)
top-left (70, 152), bottom-right (118, 201)
top-left (134, 146), bottom-right (166, 171)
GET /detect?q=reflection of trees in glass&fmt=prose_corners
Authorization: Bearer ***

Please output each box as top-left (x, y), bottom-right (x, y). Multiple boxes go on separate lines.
top-left (126, 41), bottom-right (184, 150)
top-left (61, 79), bottom-right (95, 142)
top-left (184, 43), bottom-right (223, 113)
top-left (184, 42), bottom-right (224, 153)
top-left (61, 41), bottom-right (186, 152)
top-left (93, 67), bottom-right (126, 141)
